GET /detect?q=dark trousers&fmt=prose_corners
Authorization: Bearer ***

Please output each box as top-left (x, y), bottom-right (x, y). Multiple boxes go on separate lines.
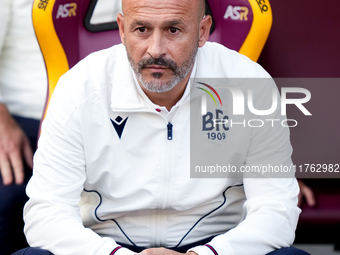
top-left (0, 116), bottom-right (40, 255)
top-left (12, 246), bottom-right (310, 255)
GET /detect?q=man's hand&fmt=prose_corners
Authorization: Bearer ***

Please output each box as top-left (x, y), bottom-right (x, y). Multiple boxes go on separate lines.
top-left (0, 104), bottom-right (33, 185)
top-left (297, 179), bottom-right (316, 207)
top-left (138, 248), bottom-right (198, 255)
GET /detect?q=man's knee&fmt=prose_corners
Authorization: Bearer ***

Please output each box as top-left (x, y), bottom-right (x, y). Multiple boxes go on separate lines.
top-left (12, 247), bottom-right (53, 255)
top-left (267, 247), bottom-right (311, 255)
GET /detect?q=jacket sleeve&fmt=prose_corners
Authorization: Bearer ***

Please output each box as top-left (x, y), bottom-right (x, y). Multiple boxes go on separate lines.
top-left (0, 0), bottom-right (10, 101)
top-left (189, 78), bottom-right (301, 255)
top-left (23, 75), bottom-right (134, 255)
top-left (0, 0), bottom-right (10, 53)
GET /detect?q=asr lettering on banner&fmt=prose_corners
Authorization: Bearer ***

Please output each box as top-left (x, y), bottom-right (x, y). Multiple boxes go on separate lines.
top-left (224, 6), bottom-right (249, 21)
top-left (56, 3), bottom-right (77, 19)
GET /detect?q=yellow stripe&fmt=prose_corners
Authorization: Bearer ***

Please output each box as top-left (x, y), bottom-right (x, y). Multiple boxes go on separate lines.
top-left (239, 0), bottom-right (273, 62)
top-left (32, 0), bottom-right (69, 120)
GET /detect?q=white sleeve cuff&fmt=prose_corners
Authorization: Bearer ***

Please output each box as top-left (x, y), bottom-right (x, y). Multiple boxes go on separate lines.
top-left (95, 240), bottom-right (135, 255)
top-left (114, 247), bottom-right (135, 255)
top-left (188, 245), bottom-right (219, 255)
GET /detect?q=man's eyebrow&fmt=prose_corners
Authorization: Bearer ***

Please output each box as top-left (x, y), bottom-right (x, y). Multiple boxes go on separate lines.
top-left (164, 19), bottom-right (185, 27)
top-left (130, 20), bottom-right (152, 29)
top-left (129, 19), bottom-right (185, 30)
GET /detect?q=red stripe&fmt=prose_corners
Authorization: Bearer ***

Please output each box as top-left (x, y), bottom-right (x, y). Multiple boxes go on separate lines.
top-left (205, 244), bottom-right (218, 255)
top-left (110, 246), bottom-right (123, 255)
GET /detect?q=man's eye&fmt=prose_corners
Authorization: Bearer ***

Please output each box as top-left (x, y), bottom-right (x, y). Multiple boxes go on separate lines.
top-left (169, 27), bottom-right (179, 34)
top-left (137, 27), bottom-right (146, 33)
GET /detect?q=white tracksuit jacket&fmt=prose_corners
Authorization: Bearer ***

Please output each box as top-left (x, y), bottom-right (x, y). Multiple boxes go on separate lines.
top-left (24, 42), bottom-right (301, 255)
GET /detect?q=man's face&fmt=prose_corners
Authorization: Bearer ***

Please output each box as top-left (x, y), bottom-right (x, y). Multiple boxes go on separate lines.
top-left (118, 0), bottom-right (203, 93)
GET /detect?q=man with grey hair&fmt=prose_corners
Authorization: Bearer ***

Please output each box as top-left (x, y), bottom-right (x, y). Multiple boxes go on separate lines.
top-left (14, 0), bottom-right (309, 254)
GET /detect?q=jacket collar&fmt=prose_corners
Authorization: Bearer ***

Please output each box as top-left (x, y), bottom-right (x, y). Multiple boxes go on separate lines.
top-left (110, 45), bottom-right (146, 111)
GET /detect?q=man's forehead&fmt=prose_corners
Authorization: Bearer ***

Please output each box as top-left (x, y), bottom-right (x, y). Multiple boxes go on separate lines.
top-left (122, 0), bottom-right (199, 17)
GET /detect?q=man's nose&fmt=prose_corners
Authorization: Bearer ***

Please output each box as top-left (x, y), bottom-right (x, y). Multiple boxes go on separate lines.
top-left (147, 30), bottom-right (166, 58)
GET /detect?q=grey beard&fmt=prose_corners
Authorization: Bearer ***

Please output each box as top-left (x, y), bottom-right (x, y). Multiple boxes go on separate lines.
top-left (127, 43), bottom-right (198, 93)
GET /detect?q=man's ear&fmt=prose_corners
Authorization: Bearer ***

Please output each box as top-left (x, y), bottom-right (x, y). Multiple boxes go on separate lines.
top-left (198, 15), bottom-right (212, 47)
top-left (117, 13), bottom-right (125, 45)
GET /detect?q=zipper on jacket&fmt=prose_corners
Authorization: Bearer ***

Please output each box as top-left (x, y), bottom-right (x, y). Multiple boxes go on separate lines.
top-left (162, 121), bottom-right (174, 210)
top-left (167, 122), bottom-right (173, 140)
